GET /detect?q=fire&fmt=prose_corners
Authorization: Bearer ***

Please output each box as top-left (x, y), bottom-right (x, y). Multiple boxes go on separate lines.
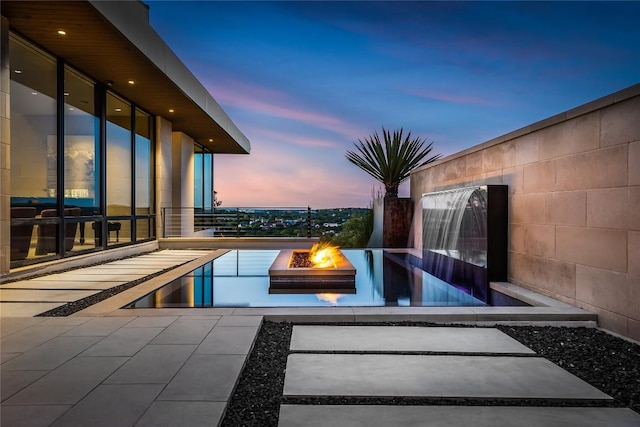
top-left (316, 293), bottom-right (343, 305)
top-left (308, 242), bottom-right (341, 268)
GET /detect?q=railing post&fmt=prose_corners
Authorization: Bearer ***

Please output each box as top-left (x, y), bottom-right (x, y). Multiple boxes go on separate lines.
top-left (307, 206), bottom-right (311, 238)
top-left (236, 208), bottom-right (240, 237)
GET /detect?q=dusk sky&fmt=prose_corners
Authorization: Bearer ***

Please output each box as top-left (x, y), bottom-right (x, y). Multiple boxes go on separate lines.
top-left (147, 1), bottom-right (640, 209)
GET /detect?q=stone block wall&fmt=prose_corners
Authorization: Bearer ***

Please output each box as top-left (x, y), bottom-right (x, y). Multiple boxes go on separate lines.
top-left (1, 17), bottom-right (10, 275)
top-left (410, 84), bottom-right (640, 340)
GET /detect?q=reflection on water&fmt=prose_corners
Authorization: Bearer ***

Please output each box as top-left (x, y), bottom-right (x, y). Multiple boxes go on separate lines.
top-left (127, 249), bottom-right (487, 309)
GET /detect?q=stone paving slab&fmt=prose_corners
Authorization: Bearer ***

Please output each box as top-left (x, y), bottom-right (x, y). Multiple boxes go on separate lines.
top-left (0, 302), bottom-right (66, 317)
top-left (136, 401), bottom-right (226, 427)
top-left (278, 405), bottom-right (640, 427)
top-left (0, 405), bottom-right (71, 427)
top-left (283, 354), bottom-right (612, 400)
top-left (0, 289), bottom-right (99, 302)
top-left (290, 326), bottom-right (534, 353)
top-left (31, 273), bottom-right (146, 282)
top-left (50, 383), bottom-right (164, 427)
top-left (0, 280), bottom-right (128, 290)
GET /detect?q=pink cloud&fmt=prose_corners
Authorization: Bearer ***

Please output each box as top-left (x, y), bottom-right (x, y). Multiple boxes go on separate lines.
top-left (241, 125), bottom-right (340, 149)
top-left (204, 77), bottom-right (367, 140)
top-left (405, 87), bottom-right (499, 107)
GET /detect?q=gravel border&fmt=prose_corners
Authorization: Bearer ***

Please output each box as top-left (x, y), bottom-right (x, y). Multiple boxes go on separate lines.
top-left (221, 322), bottom-right (640, 427)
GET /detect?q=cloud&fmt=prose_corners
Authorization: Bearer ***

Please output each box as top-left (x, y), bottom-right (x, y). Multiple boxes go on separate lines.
top-left (405, 87), bottom-right (500, 107)
top-left (202, 76), bottom-right (367, 140)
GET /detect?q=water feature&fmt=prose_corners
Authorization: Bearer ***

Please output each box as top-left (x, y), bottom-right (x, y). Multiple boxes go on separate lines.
top-left (419, 185), bottom-right (508, 303)
top-left (124, 249), bottom-right (523, 308)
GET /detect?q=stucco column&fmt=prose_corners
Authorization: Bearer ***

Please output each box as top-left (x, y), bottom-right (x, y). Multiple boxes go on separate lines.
top-left (1, 17), bottom-right (11, 274)
top-left (155, 116), bottom-right (172, 238)
top-left (171, 131), bottom-right (194, 237)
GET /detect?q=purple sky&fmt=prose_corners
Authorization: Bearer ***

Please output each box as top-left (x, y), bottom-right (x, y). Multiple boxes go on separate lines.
top-left (147, 1), bottom-right (640, 208)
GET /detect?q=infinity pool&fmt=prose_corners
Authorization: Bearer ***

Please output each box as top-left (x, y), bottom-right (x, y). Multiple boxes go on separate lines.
top-left (127, 249), bottom-right (501, 308)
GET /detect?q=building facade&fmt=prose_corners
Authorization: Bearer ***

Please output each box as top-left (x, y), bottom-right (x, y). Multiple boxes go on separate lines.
top-left (0, 1), bottom-right (250, 275)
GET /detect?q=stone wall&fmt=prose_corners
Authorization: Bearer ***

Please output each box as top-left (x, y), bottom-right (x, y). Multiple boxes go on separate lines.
top-left (410, 84), bottom-right (640, 340)
top-left (1, 17), bottom-right (10, 275)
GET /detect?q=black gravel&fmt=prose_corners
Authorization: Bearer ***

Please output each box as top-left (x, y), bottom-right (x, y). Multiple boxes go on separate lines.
top-left (221, 322), bottom-right (640, 427)
top-left (35, 263), bottom-right (182, 316)
top-left (1, 249), bottom-right (190, 317)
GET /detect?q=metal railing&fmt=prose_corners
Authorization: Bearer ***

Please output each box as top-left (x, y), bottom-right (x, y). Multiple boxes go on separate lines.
top-left (161, 206), bottom-right (312, 238)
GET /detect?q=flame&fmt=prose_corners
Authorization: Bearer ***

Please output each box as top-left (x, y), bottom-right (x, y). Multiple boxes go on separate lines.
top-left (316, 293), bottom-right (344, 305)
top-left (308, 242), bottom-right (341, 268)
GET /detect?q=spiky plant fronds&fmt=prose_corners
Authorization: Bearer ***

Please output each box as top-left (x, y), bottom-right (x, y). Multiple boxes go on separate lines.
top-left (345, 127), bottom-right (441, 198)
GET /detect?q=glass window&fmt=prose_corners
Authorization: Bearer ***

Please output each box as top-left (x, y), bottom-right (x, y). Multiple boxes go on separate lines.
top-left (106, 92), bottom-right (132, 245)
top-left (9, 34), bottom-right (57, 261)
top-left (135, 108), bottom-right (154, 240)
top-left (63, 67), bottom-right (99, 213)
top-left (135, 109), bottom-right (152, 216)
top-left (204, 152), bottom-right (213, 209)
top-left (64, 67), bottom-right (100, 253)
top-left (194, 145), bottom-right (204, 209)
top-left (194, 146), bottom-right (213, 210)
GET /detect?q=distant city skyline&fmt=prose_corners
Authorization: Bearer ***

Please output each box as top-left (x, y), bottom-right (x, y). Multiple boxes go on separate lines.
top-left (148, 1), bottom-right (640, 208)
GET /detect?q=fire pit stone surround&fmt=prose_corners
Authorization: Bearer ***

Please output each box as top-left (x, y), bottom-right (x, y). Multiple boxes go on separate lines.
top-left (268, 249), bottom-right (356, 293)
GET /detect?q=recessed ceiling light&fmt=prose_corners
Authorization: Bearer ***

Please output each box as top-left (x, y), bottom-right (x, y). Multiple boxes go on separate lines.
top-left (69, 107), bottom-right (75, 111)
top-left (14, 69), bottom-right (22, 74)
top-left (209, 139), bottom-right (213, 142)
top-left (31, 92), bottom-right (38, 95)
top-left (115, 108), bottom-right (122, 112)
top-left (57, 30), bottom-right (66, 35)
top-left (168, 109), bottom-right (174, 113)
top-left (64, 92), bottom-right (70, 96)
top-left (128, 80), bottom-right (135, 85)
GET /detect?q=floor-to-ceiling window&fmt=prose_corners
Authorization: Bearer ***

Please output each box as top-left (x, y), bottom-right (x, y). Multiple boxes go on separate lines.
top-left (64, 66), bottom-right (100, 253)
top-left (8, 33), bottom-right (155, 267)
top-left (194, 144), bottom-right (213, 210)
top-left (9, 34), bottom-right (58, 262)
top-left (106, 92), bottom-right (132, 246)
top-left (135, 109), bottom-right (153, 240)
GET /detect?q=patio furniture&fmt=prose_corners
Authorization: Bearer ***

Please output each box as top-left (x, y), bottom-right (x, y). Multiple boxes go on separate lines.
top-left (35, 208), bottom-right (81, 255)
top-left (92, 221), bottom-right (122, 245)
top-left (10, 207), bottom-right (37, 261)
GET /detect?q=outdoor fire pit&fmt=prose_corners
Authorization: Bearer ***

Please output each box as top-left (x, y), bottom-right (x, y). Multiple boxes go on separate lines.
top-left (268, 244), bottom-right (356, 294)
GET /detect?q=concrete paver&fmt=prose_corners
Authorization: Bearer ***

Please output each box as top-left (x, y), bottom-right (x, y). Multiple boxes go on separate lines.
top-left (158, 354), bottom-right (246, 401)
top-left (149, 318), bottom-right (218, 345)
top-left (278, 406), bottom-right (640, 427)
top-left (283, 353), bottom-right (612, 399)
top-left (135, 401), bottom-right (226, 427)
top-left (0, 289), bottom-right (100, 302)
top-left (4, 356), bottom-right (129, 405)
top-left (0, 280), bottom-right (128, 290)
top-left (80, 327), bottom-right (164, 357)
top-left (0, 302), bottom-right (66, 317)
top-left (50, 384), bottom-right (164, 427)
top-left (1, 336), bottom-right (101, 371)
top-left (0, 405), bottom-right (71, 427)
top-left (195, 326), bottom-right (260, 355)
top-left (105, 344), bottom-right (197, 384)
top-left (290, 326), bottom-right (534, 353)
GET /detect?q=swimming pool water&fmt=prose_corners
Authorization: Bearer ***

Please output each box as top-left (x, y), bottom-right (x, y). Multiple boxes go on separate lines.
top-left (127, 249), bottom-right (489, 308)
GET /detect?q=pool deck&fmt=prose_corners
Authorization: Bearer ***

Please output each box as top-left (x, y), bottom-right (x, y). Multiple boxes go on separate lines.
top-left (3, 249), bottom-right (638, 426)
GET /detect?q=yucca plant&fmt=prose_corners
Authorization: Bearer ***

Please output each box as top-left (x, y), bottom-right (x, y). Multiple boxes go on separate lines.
top-left (345, 127), bottom-right (441, 198)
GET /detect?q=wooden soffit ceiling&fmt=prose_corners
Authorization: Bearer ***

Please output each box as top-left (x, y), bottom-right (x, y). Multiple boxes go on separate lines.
top-left (2, 0), bottom-right (250, 154)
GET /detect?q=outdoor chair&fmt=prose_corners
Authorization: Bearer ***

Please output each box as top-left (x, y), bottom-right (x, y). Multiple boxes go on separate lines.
top-left (10, 207), bottom-right (37, 261)
top-left (35, 208), bottom-right (81, 255)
